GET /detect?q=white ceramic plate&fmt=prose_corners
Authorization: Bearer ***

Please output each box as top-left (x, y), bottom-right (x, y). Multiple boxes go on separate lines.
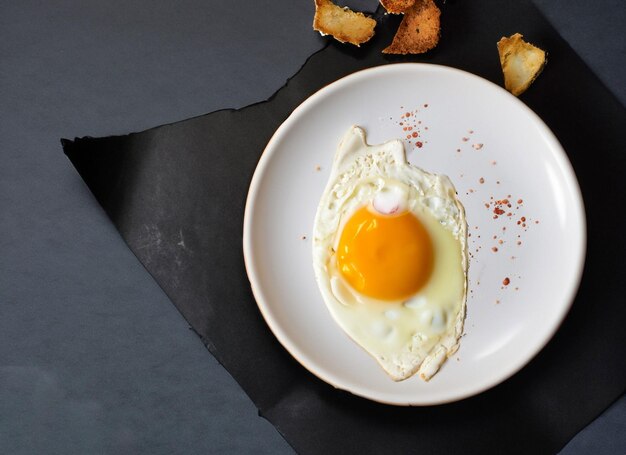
top-left (243, 64), bottom-right (585, 406)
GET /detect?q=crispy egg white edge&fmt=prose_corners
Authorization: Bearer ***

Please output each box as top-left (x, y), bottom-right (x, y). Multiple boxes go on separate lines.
top-left (312, 126), bottom-right (468, 382)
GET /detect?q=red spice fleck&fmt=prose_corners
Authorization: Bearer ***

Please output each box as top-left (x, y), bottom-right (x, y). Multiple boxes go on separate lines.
top-left (462, 137), bottom-right (469, 142)
top-left (521, 216), bottom-right (526, 222)
top-left (535, 220), bottom-right (539, 224)
top-left (517, 241), bottom-right (522, 245)
top-left (412, 132), bottom-right (418, 138)
top-left (517, 199), bottom-right (523, 204)
top-left (493, 235), bottom-right (497, 239)
top-left (416, 141), bottom-right (423, 148)
top-left (479, 177), bottom-right (485, 184)
top-left (403, 127), bottom-right (408, 131)
top-left (502, 277), bottom-right (510, 286)
top-left (405, 112), bottom-right (411, 117)
top-left (424, 104), bottom-right (429, 108)
top-left (399, 122), bottom-right (404, 126)
top-left (493, 215), bottom-right (498, 219)
top-left (498, 239), bottom-right (503, 245)
top-left (517, 220), bottom-right (521, 225)
top-left (484, 203), bottom-right (490, 209)
top-left (408, 126), bottom-right (413, 131)
top-left (406, 134), bottom-right (411, 139)
top-left (507, 212), bottom-right (512, 217)
top-left (494, 207), bottom-right (505, 215)
top-left (492, 247), bottom-right (498, 252)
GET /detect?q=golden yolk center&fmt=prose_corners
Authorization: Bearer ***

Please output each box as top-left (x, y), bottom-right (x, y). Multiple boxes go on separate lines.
top-left (336, 205), bottom-right (434, 301)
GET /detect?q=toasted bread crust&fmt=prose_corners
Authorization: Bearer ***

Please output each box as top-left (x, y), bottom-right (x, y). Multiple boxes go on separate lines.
top-left (497, 33), bottom-right (546, 96)
top-left (313, 0), bottom-right (376, 46)
top-left (380, 0), bottom-right (416, 14)
top-left (382, 0), bottom-right (440, 54)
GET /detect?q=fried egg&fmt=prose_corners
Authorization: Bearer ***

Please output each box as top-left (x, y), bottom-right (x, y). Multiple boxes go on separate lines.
top-left (312, 126), bottom-right (468, 381)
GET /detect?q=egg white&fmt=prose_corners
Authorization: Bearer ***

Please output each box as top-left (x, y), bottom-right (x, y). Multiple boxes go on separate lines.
top-left (312, 126), bottom-right (468, 381)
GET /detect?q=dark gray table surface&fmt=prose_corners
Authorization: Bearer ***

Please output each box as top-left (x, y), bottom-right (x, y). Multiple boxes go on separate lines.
top-left (1, 1), bottom-right (624, 453)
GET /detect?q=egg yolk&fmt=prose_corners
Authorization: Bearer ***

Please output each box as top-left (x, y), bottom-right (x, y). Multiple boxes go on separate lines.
top-left (336, 205), bottom-right (434, 301)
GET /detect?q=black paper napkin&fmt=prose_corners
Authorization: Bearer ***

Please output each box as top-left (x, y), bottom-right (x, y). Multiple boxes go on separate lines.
top-left (62, 0), bottom-right (626, 453)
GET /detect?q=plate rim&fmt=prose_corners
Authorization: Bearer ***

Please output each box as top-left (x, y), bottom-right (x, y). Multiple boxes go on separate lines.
top-left (242, 63), bottom-right (587, 406)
